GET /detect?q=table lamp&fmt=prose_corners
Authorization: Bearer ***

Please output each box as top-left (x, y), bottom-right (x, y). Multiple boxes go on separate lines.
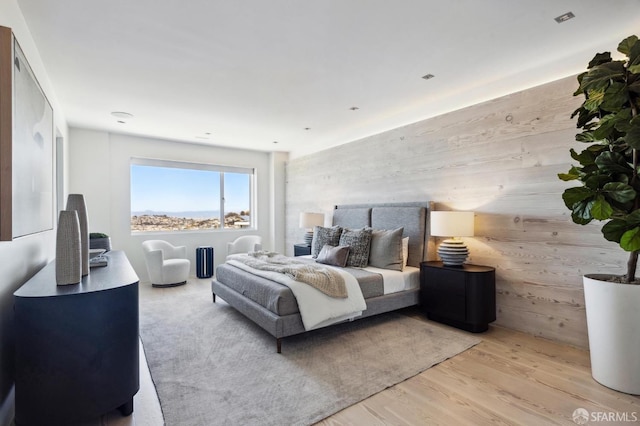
top-left (299, 212), bottom-right (324, 245)
top-left (430, 211), bottom-right (475, 266)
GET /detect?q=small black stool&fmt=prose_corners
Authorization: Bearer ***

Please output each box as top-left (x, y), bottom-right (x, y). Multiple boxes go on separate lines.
top-left (196, 246), bottom-right (214, 278)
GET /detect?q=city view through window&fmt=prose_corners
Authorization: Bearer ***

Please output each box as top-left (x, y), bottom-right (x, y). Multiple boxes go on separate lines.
top-left (130, 163), bottom-right (253, 232)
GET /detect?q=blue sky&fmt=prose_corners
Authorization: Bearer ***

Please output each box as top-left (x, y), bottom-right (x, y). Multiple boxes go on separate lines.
top-left (130, 165), bottom-right (250, 213)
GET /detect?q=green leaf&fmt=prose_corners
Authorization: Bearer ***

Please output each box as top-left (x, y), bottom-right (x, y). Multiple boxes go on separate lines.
top-left (601, 83), bottom-right (627, 112)
top-left (621, 227), bottom-right (640, 251)
top-left (558, 166), bottom-right (580, 181)
top-left (584, 88), bottom-right (605, 111)
top-left (558, 173), bottom-right (577, 181)
top-left (602, 219), bottom-right (628, 243)
top-left (558, 173), bottom-right (579, 182)
top-left (595, 151), bottom-right (632, 174)
top-left (591, 195), bottom-right (613, 220)
top-left (575, 131), bottom-right (595, 142)
top-left (624, 210), bottom-right (640, 227)
top-left (625, 120), bottom-right (640, 149)
top-left (617, 35), bottom-right (639, 56)
top-left (585, 174), bottom-right (611, 190)
top-left (628, 80), bottom-right (640, 94)
top-left (571, 200), bottom-right (595, 223)
top-left (613, 109), bottom-right (633, 132)
top-left (628, 36), bottom-right (640, 68)
top-left (630, 64), bottom-right (640, 74)
top-left (571, 212), bottom-right (592, 225)
top-left (588, 52), bottom-right (612, 68)
top-left (580, 61), bottom-right (626, 92)
top-left (573, 106), bottom-right (598, 128)
top-left (573, 72), bottom-right (587, 96)
top-left (593, 113), bottom-right (619, 140)
top-left (562, 186), bottom-right (593, 210)
top-left (570, 147), bottom-right (597, 165)
top-left (602, 182), bottom-right (636, 203)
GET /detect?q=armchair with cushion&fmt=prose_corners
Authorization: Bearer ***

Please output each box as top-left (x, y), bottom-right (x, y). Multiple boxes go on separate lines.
top-left (227, 235), bottom-right (262, 256)
top-left (142, 240), bottom-right (190, 287)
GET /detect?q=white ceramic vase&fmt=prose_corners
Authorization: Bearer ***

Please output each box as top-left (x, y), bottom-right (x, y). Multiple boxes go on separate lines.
top-left (56, 210), bottom-right (82, 285)
top-left (583, 274), bottom-right (640, 395)
top-left (66, 194), bottom-right (89, 276)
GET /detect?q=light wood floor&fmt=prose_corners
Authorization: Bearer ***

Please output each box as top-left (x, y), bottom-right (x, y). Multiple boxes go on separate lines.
top-left (96, 279), bottom-right (639, 425)
top-left (317, 309), bottom-right (640, 425)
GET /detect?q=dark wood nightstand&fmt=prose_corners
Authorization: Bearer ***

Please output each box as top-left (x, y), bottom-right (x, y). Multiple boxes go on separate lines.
top-left (420, 261), bottom-right (496, 332)
top-left (294, 244), bottom-right (311, 256)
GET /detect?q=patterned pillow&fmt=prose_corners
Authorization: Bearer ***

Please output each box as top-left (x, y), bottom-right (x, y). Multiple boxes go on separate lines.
top-left (311, 226), bottom-right (342, 258)
top-left (339, 228), bottom-right (373, 268)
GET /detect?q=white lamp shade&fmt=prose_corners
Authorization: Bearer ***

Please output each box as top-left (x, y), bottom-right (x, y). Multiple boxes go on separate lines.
top-left (430, 211), bottom-right (474, 237)
top-left (299, 212), bottom-right (324, 229)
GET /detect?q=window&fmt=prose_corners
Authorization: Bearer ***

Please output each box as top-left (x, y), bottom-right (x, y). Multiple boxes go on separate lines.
top-left (130, 158), bottom-right (255, 233)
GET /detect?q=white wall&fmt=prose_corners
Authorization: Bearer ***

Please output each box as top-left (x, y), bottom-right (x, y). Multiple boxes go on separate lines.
top-left (0, 1), bottom-right (69, 424)
top-left (68, 128), bottom-right (287, 282)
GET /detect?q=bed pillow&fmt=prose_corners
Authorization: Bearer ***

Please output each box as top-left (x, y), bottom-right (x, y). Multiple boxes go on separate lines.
top-left (311, 226), bottom-right (342, 258)
top-left (403, 237), bottom-right (409, 267)
top-left (369, 227), bottom-right (404, 271)
top-left (316, 244), bottom-right (350, 267)
top-left (339, 228), bottom-right (373, 268)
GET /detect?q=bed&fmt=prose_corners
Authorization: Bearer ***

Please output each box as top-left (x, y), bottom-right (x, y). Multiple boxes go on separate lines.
top-left (211, 202), bottom-right (434, 352)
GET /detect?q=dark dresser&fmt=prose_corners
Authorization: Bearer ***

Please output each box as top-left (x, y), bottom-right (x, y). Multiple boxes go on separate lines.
top-left (13, 250), bottom-right (139, 425)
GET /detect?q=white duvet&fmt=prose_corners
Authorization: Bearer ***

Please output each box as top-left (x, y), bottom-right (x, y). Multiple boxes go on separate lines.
top-left (227, 259), bottom-right (366, 331)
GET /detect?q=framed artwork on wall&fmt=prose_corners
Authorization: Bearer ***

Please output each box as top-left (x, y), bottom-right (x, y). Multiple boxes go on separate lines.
top-left (0, 26), bottom-right (54, 241)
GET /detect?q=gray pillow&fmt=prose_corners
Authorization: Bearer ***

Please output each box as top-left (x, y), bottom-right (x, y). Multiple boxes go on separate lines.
top-left (316, 244), bottom-right (350, 267)
top-left (339, 228), bottom-right (373, 268)
top-left (311, 226), bottom-right (342, 258)
top-left (369, 227), bottom-right (404, 271)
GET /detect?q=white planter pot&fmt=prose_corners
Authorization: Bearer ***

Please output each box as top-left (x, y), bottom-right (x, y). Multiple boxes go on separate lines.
top-left (583, 275), bottom-right (640, 395)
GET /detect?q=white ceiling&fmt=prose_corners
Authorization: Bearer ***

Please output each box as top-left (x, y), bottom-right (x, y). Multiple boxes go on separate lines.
top-left (15, 0), bottom-right (640, 158)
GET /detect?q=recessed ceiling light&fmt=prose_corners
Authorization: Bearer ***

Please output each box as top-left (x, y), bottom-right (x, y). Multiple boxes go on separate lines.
top-left (349, 106), bottom-right (359, 111)
top-left (422, 74), bottom-right (435, 80)
top-left (554, 12), bottom-right (575, 23)
top-left (111, 111), bottom-right (134, 120)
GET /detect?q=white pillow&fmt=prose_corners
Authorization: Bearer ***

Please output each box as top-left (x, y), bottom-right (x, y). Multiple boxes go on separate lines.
top-left (402, 237), bottom-right (409, 267)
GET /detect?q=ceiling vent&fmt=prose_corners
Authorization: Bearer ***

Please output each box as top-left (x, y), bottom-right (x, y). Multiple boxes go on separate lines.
top-left (554, 12), bottom-right (575, 23)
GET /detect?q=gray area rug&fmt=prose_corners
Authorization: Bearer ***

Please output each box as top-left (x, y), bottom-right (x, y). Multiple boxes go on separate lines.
top-left (139, 281), bottom-right (480, 426)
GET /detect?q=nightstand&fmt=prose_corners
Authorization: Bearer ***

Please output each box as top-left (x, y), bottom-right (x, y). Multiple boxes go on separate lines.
top-left (294, 244), bottom-right (311, 256)
top-left (420, 261), bottom-right (496, 332)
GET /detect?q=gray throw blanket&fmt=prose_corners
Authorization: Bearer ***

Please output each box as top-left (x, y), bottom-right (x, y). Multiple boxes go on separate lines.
top-left (228, 251), bottom-right (347, 298)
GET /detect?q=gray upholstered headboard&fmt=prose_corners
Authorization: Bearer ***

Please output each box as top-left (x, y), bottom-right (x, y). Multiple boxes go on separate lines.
top-left (332, 202), bottom-right (433, 267)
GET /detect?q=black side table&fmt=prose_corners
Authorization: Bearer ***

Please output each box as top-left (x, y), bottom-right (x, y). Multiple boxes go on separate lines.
top-left (294, 244), bottom-right (311, 256)
top-left (420, 261), bottom-right (496, 332)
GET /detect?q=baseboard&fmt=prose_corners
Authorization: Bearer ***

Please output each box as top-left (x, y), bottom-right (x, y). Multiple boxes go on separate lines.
top-left (0, 385), bottom-right (14, 426)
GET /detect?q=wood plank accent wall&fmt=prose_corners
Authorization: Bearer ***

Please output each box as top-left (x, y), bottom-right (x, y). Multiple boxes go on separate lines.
top-left (285, 75), bottom-right (624, 349)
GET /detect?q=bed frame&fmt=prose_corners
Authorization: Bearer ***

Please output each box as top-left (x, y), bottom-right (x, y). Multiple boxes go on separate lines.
top-left (211, 201), bottom-right (434, 352)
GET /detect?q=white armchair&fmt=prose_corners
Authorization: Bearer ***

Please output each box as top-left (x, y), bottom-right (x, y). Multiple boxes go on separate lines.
top-left (142, 240), bottom-right (190, 287)
top-left (227, 235), bottom-right (262, 256)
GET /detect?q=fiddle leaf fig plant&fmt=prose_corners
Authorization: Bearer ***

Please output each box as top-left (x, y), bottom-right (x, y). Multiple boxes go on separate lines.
top-left (559, 35), bottom-right (640, 283)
